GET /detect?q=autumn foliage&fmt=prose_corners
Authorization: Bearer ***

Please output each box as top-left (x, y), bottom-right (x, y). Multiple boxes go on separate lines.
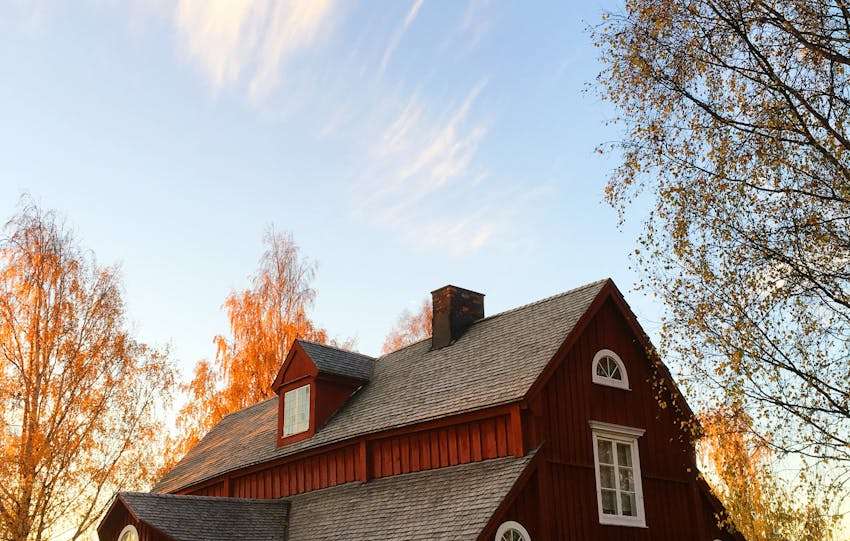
top-left (381, 298), bottom-right (432, 354)
top-left (168, 229), bottom-right (329, 465)
top-left (700, 405), bottom-right (837, 541)
top-left (594, 0), bottom-right (850, 522)
top-left (0, 202), bottom-right (175, 541)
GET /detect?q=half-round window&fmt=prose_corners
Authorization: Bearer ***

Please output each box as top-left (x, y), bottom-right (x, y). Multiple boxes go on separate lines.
top-left (592, 349), bottom-right (629, 389)
top-left (495, 521), bottom-right (531, 541)
top-left (118, 525), bottom-right (139, 541)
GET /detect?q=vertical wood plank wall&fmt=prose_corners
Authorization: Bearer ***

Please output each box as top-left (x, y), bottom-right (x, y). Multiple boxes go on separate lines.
top-left (231, 445), bottom-right (359, 498)
top-left (179, 413), bottom-right (514, 499)
top-left (525, 297), bottom-right (716, 541)
top-left (98, 505), bottom-right (166, 541)
top-left (369, 414), bottom-right (512, 478)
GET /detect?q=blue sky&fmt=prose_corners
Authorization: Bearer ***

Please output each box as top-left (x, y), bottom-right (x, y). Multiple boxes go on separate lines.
top-left (0, 0), bottom-right (656, 375)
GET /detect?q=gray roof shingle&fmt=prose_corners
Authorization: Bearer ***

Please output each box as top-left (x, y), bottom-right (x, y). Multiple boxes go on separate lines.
top-left (298, 340), bottom-right (374, 381)
top-left (154, 280), bottom-right (606, 493)
top-left (286, 453), bottom-right (535, 541)
top-left (117, 493), bottom-right (289, 541)
top-left (119, 455), bottom-right (532, 541)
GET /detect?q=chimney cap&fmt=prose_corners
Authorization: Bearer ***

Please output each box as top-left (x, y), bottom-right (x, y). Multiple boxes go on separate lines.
top-left (430, 284), bottom-right (486, 297)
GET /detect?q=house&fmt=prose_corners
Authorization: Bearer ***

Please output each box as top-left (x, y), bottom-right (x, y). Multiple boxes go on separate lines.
top-left (98, 279), bottom-right (739, 541)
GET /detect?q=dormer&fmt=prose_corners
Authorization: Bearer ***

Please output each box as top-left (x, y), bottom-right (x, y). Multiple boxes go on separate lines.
top-left (271, 340), bottom-right (374, 447)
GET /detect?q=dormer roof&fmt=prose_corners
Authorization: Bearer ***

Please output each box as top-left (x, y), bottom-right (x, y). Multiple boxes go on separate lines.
top-left (297, 340), bottom-right (374, 381)
top-left (154, 279), bottom-right (608, 493)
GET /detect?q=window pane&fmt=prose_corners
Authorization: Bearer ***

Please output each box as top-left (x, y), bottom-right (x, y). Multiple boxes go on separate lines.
top-left (597, 356), bottom-right (623, 380)
top-left (601, 489), bottom-right (618, 515)
top-left (618, 467), bottom-right (634, 491)
top-left (597, 439), bottom-right (613, 464)
top-left (283, 385), bottom-right (309, 436)
top-left (297, 385), bottom-right (310, 427)
top-left (600, 465), bottom-right (616, 489)
top-left (616, 442), bottom-right (632, 467)
top-left (620, 492), bottom-right (637, 516)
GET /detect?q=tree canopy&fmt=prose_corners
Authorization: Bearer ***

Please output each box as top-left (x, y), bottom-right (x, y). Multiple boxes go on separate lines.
top-left (169, 228), bottom-right (330, 463)
top-left (0, 202), bottom-right (175, 541)
top-left (594, 0), bottom-right (850, 529)
top-left (381, 297), bottom-right (432, 354)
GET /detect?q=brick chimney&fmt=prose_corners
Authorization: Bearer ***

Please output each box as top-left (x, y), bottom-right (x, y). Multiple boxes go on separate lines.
top-left (430, 285), bottom-right (485, 350)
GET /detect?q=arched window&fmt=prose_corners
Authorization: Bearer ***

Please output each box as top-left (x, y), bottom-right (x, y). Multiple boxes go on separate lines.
top-left (592, 349), bottom-right (629, 389)
top-left (495, 521), bottom-right (531, 541)
top-left (118, 525), bottom-right (139, 541)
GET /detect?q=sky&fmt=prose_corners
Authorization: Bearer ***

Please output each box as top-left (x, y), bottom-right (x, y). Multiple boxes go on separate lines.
top-left (0, 0), bottom-right (655, 378)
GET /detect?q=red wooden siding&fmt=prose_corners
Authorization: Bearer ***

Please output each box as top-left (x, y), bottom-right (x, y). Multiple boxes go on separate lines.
top-left (177, 408), bottom-right (518, 499)
top-left (369, 414), bottom-right (512, 479)
top-left (526, 297), bottom-right (723, 540)
top-left (185, 479), bottom-right (227, 497)
top-left (277, 347), bottom-right (317, 384)
top-left (230, 444), bottom-right (359, 498)
top-left (98, 502), bottom-right (167, 541)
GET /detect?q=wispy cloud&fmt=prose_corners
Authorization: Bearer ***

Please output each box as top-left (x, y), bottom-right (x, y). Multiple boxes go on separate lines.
top-left (379, 0), bottom-right (424, 76)
top-left (353, 81), bottom-right (519, 255)
top-left (166, 0), bottom-right (336, 101)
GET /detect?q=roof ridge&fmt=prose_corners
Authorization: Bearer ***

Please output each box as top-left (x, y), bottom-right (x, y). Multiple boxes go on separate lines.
top-left (297, 339), bottom-right (375, 360)
top-left (121, 492), bottom-right (285, 504)
top-left (377, 278), bottom-right (609, 360)
top-left (474, 278), bottom-right (609, 325)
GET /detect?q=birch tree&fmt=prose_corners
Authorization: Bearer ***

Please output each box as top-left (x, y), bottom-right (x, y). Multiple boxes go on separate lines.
top-left (0, 202), bottom-right (175, 541)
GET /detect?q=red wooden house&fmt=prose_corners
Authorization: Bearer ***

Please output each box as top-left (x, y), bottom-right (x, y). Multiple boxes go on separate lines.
top-left (98, 279), bottom-right (739, 541)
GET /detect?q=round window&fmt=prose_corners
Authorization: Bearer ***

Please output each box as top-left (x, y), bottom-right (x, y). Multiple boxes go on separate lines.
top-left (495, 521), bottom-right (531, 541)
top-left (118, 525), bottom-right (139, 541)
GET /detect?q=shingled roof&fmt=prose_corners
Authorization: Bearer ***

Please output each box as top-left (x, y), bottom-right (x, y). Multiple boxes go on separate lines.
top-left (154, 279), bottom-right (607, 493)
top-left (110, 455), bottom-right (532, 541)
top-left (298, 339), bottom-right (374, 381)
top-left (286, 453), bottom-right (535, 541)
top-left (115, 493), bottom-right (289, 541)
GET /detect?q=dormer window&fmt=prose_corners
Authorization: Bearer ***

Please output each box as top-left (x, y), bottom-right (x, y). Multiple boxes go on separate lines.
top-left (283, 384), bottom-right (311, 437)
top-left (592, 349), bottom-right (629, 389)
top-left (272, 340), bottom-right (374, 447)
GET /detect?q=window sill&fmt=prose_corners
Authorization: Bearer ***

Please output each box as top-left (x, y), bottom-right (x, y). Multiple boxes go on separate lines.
top-left (277, 428), bottom-right (314, 447)
top-left (599, 515), bottom-right (647, 528)
top-left (591, 376), bottom-right (631, 390)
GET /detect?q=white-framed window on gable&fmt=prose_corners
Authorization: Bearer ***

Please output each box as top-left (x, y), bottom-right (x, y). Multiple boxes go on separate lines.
top-left (283, 384), bottom-right (310, 437)
top-left (118, 525), bottom-right (139, 541)
top-left (589, 421), bottom-right (646, 528)
top-left (592, 349), bottom-right (629, 389)
top-left (495, 521), bottom-right (531, 541)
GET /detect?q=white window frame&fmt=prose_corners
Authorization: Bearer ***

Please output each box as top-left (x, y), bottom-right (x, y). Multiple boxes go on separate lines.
top-left (494, 521), bottom-right (531, 541)
top-left (282, 384), bottom-right (311, 437)
top-left (591, 349), bottom-right (629, 389)
top-left (589, 421), bottom-right (646, 528)
top-left (118, 525), bottom-right (139, 541)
